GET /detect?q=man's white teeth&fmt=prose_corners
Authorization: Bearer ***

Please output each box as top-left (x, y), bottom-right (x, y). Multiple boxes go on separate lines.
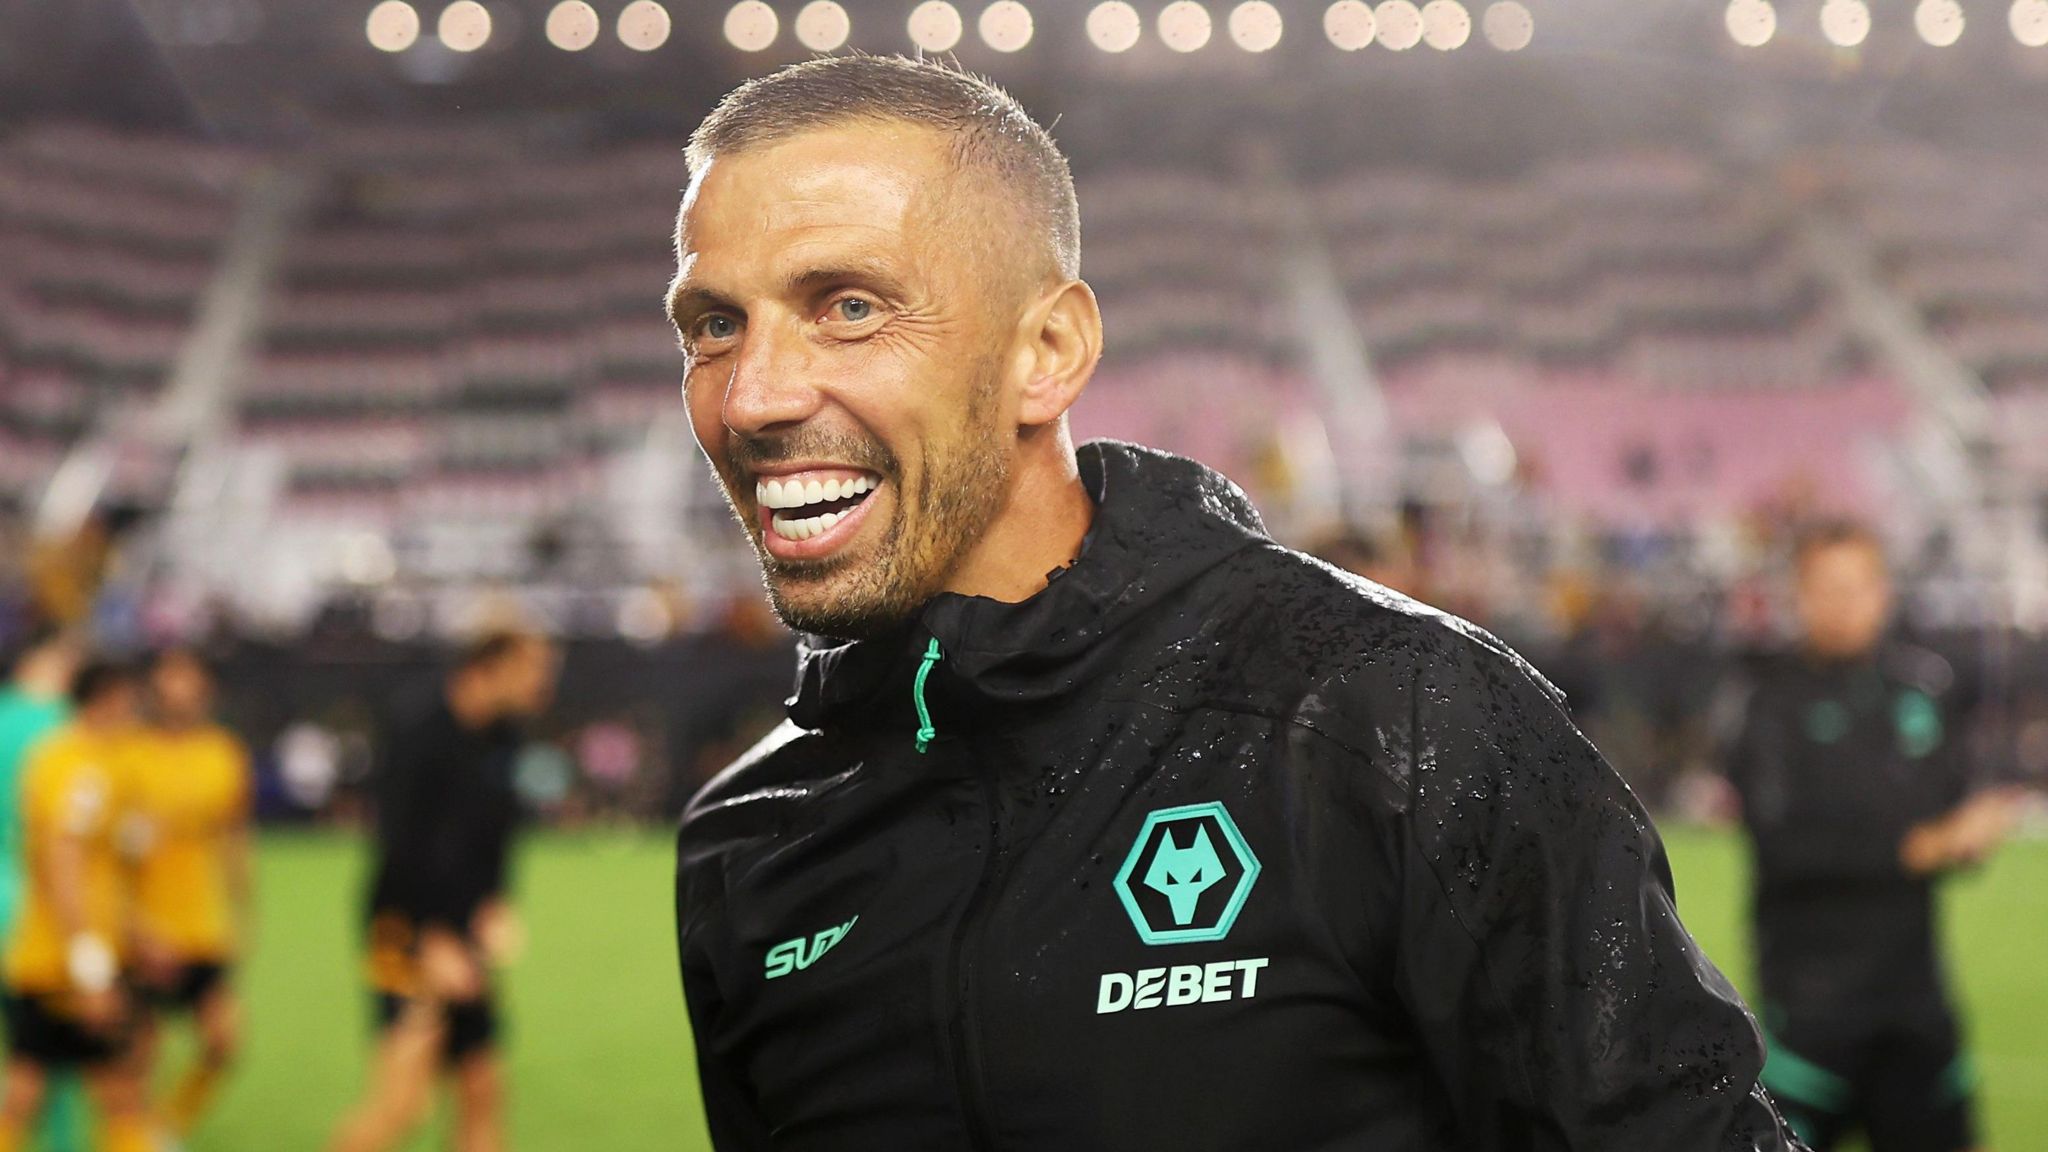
top-left (771, 508), bottom-right (850, 540)
top-left (755, 474), bottom-right (875, 510)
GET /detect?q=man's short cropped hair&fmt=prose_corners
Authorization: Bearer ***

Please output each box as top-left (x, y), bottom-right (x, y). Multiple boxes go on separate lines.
top-left (68, 658), bottom-right (135, 709)
top-left (685, 54), bottom-right (1080, 282)
top-left (455, 629), bottom-right (544, 673)
top-left (1792, 518), bottom-right (1886, 570)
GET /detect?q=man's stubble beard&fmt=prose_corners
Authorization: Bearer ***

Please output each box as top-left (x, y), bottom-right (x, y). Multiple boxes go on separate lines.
top-left (719, 361), bottom-right (1011, 642)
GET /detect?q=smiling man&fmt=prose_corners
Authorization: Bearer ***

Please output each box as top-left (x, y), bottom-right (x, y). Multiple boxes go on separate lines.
top-left (670, 56), bottom-right (1805, 1152)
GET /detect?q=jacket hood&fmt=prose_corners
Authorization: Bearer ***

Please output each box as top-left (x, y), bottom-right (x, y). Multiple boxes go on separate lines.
top-left (789, 440), bottom-right (1269, 730)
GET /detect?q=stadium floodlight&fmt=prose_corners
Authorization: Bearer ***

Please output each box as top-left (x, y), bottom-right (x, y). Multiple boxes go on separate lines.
top-left (725, 0), bottom-right (779, 49)
top-left (796, 0), bottom-right (851, 49)
top-left (1159, 0), bottom-right (1213, 50)
top-left (2016, 0), bottom-right (2048, 46)
top-left (546, 0), bottom-right (600, 49)
top-left (1324, 0), bottom-right (1377, 49)
top-left (1915, 0), bottom-right (1963, 44)
top-left (1819, 0), bottom-right (1869, 46)
top-left (907, 0), bottom-right (963, 49)
top-left (1229, 0), bottom-right (1283, 50)
top-left (1087, 1), bottom-right (1143, 51)
top-left (366, 0), bottom-right (421, 50)
top-left (978, 0), bottom-right (1033, 51)
top-left (1374, 0), bottom-right (1422, 48)
top-left (618, 0), bottom-right (672, 49)
top-left (438, 1), bottom-right (492, 51)
top-left (1420, 0), bottom-right (1469, 48)
top-left (1480, 0), bottom-right (1531, 49)
top-left (1724, 0), bottom-right (1776, 46)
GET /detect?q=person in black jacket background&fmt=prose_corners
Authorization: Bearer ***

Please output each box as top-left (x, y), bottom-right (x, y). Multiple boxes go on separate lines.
top-left (1723, 522), bottom-right (2019, 1151)
top-left (669, 55), bottom-right (1804, 1151)
top-left (329, 629), bottom-right (557, 1152)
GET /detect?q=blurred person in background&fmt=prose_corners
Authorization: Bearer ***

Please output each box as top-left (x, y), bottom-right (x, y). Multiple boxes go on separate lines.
top-left (328, 629), bottom-right (558, 1152)
top-left (124, 647), bottom-right (251, 1141)
top-left (671, 55), bottom-right (1800, 1152)
top-left (24, 510), bottom-right (138, 635)
top-left (1305, 524), bottom-right (1418, 597)
top-left (665, 595), bottom-right (794, 813)
top-left (0, 630), bottom-right (90, 1152)
top-left (0, 661), bottom-right (156, 1152)
top-left (1722, 521), bottom-right (2019, 1152)
top-left (0, 631), bottom-right (82, 935)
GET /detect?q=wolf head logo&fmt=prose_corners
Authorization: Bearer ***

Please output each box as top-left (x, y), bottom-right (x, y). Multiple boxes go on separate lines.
top-left (1142, 825), bottom-right (1225, 926)
top-left (1114, 802), bottom-right (1261, 945)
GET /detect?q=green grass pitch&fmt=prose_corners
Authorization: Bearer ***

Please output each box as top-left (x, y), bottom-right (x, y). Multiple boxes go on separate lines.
top-left (170, 828), bottom-right (2047, 1149)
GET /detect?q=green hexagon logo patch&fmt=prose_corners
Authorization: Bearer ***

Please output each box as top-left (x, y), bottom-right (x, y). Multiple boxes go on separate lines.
top-left (1113, 801), bottom-right (1261, 946)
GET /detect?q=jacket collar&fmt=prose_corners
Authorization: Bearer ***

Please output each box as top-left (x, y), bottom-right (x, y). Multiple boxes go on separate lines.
top-left (788, 440), bottom-right (1269, 730)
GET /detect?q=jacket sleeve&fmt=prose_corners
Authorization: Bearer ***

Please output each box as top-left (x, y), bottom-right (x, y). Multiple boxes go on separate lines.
top-left (1718, 680), bottom-right (1912, 887)
top-left (677, 857), bottom-right (773, 1151)
top-left (1395, 639), bottom-right (1806, 1151)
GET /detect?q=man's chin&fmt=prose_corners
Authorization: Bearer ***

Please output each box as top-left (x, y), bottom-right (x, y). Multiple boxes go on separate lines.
top-left (766, 599), bottom-right (911, 644)
top-left (760, 569), bottom-right (907, 643)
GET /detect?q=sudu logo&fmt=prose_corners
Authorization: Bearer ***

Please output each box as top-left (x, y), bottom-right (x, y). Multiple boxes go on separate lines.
top-left (1112, 802), bottom-right (1261, 946)
top-left (764, 915), bottom-right (858, 980)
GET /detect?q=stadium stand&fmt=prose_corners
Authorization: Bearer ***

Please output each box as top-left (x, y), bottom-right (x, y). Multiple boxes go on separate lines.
top-left (0, 124), bottom-right (251, 503)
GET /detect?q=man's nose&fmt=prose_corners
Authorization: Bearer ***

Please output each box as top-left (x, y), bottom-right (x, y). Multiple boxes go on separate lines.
top-left (721, 318), bottom-right (824, 436)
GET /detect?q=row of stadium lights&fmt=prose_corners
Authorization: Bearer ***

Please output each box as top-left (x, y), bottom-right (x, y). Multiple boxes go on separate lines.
top-left (364, 0), bottom-right (1537, 54)
top-left (1726, 0), bottom-right (2048, 47)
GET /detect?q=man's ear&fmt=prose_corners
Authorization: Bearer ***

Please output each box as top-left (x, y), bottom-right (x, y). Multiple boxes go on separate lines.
top-left (1015, 279), bottom-right (1103, 429)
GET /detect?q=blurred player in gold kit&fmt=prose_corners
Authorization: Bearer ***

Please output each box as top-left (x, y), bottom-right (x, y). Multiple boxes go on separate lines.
top-left (125, 647), bottom-right (252, 1141)
top-left (0, 629), bottom-right (92, 1152)
top-left (0, 661), bottom-right (155, 1151)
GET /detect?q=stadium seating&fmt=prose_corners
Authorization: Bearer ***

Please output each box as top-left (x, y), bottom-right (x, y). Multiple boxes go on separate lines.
top-left (1312, 152), bottom-right (1852, 385)
top-left (242, 130), bottom-right (685, 537)
top-left (1830, 138), bottom-right (2048, 397)
top-left (0, 123), bottom-right (251, 503)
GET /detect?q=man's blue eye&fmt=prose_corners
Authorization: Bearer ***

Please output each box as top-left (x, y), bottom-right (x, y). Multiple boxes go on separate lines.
top-left (836, 299), bottom-right (872, 322)
top-left (705, 315), bottom-right (736, 339)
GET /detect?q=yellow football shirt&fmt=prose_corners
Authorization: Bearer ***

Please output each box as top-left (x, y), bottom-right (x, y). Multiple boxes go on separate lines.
top-left (3, 725), bottom-right (135, 994)
top-left (127, 724), bottom-right (250, 961)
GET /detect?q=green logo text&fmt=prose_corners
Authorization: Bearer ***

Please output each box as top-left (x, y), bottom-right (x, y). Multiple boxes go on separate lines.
top-left (764, 915), bottom-right (858, 980)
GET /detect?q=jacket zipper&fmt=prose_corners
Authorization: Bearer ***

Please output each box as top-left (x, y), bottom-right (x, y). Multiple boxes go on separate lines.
top-left (945, 749), bottom-right (1002, 1151)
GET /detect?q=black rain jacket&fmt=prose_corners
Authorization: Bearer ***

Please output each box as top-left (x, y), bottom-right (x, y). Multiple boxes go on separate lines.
top-left (676, 440), bottom-right (1803, 1152)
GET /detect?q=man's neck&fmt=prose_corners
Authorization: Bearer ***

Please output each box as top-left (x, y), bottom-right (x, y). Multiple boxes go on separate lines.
top-left (941, 445), bottom-right (1095, 605)
top-left (1802, 641), bottom-right (1878, 666)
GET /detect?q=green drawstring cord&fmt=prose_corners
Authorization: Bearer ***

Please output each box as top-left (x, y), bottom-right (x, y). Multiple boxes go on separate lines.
top-left (912, 637), bottom-right (943, 753)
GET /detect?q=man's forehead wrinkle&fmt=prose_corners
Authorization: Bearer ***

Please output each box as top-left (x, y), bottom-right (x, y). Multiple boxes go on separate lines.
top-left (760, 219), bottom-right (905, 246)
top-left (757, 170), bottom-right (918, 227)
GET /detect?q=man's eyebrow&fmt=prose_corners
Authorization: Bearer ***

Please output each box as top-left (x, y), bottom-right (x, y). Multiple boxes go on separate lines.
top-left (782, 260), bottom-right (908, 298)
top-left (667, 283), bottom-right (737, 326)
